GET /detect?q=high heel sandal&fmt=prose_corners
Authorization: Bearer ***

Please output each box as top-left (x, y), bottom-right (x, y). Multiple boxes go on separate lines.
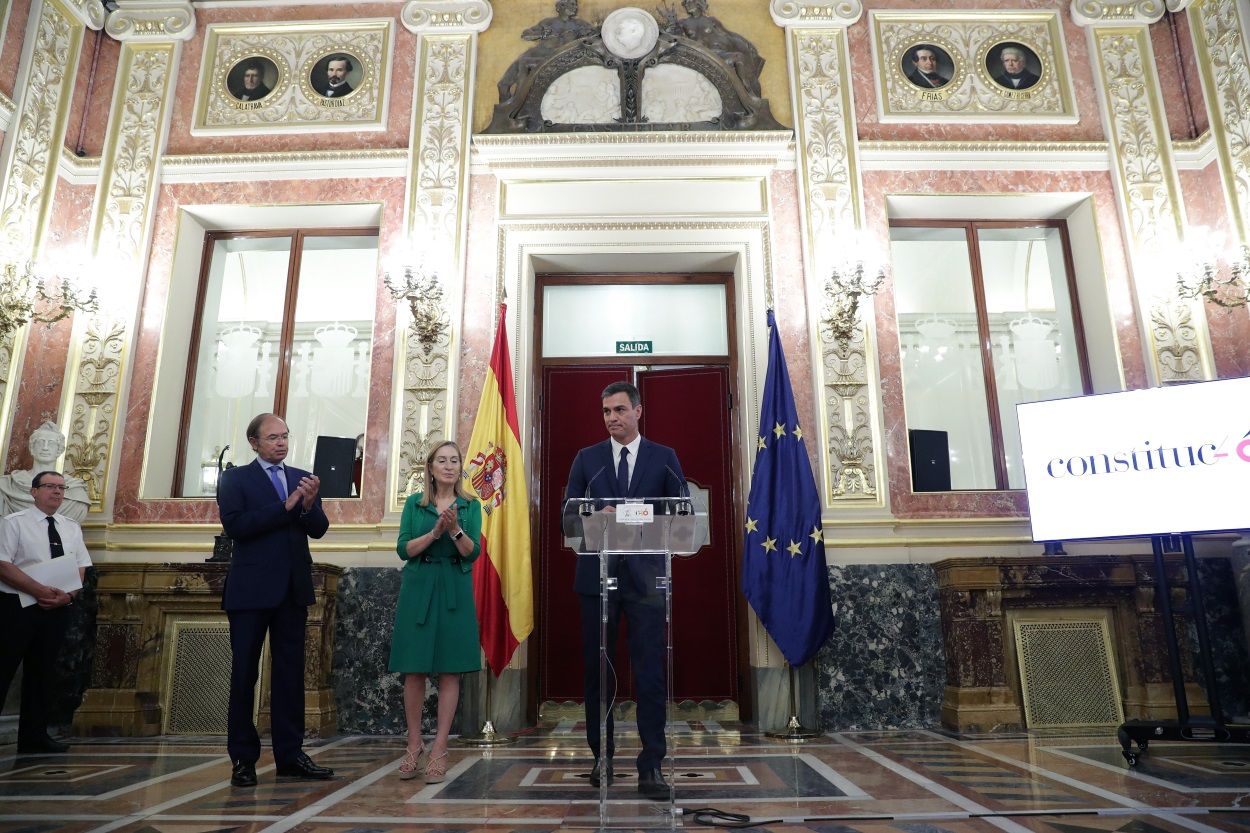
top-left (398, 741), bottom-right (428, 780)
top-left (423, 750), bottom-right (449, 783)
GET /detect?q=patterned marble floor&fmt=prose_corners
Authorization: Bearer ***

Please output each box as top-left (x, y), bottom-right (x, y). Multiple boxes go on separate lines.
top-left (0, 723), bottom-right (1247, 832)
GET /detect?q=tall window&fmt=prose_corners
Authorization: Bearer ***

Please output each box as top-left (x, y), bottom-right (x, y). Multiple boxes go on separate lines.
top-left (174, 228), bottom-right (379, 497)
top-left (890, 221), bottom-right (1091, 491)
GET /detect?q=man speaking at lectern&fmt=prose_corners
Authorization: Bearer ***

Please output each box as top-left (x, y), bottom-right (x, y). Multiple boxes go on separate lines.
top-left (565, 381), bottom-right (685, 801)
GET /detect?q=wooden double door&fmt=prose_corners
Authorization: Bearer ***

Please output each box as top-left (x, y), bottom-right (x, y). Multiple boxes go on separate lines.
top-left (535, 364), bottom-right (745, 712)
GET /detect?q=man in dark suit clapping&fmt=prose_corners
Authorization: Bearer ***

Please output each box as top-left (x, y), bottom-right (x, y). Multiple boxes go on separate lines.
top-left (217, 413), bottom-right (334, 788)
top-left (564, 381), bottom-right (685, 801)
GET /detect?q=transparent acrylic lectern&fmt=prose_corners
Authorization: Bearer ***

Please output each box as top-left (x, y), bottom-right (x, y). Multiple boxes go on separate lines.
top-left (562, 496), bottom-right (707, 830)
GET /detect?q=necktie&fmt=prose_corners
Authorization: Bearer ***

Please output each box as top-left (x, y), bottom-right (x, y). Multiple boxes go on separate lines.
top-left (616, 447), bottom-right (630, 496)
top-left (268, 465), bottom-right (287, 500)
top-left (46, 516), bottom-right (65, 559)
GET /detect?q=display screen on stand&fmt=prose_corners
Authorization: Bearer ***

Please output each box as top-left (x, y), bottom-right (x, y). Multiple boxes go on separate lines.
top-left (1017, 376), bottom-right (1250, 541)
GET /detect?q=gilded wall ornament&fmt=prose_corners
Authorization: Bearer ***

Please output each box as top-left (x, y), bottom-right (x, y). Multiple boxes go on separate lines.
top-left (191, 20), bottom-right (393, 135)
top-left (872, 11), bottom-right (1078, 122)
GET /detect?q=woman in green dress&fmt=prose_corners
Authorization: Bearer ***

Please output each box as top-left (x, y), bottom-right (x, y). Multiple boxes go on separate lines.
top-left (390, 441), bottom-right (482, 782)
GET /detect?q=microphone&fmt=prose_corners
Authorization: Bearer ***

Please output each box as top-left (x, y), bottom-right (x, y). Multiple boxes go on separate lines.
top-left (581, 466), bottom-right (605, 515)
top-left (665, 464), bottom-right (692, 515)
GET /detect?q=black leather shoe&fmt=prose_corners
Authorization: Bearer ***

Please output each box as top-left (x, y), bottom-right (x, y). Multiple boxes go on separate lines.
top-left (637, 768), bottom-right (672, 801)
top-left (275, 752), bottom-right (334, 780)
top-left (589, 758), bottom-right (614, 787)
top-left (230, 760), bottom-right (257, 788)
top-left (16, 735), bottom-right (69, 754)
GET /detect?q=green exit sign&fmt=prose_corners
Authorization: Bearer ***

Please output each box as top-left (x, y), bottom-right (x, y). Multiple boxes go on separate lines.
top-left (616, 340), bottom-right (653, 355)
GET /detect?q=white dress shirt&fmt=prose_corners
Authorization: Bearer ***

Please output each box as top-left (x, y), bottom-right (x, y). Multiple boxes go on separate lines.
top-left (0, 507), bottom-right (92, 588)
top-left (610, 435), bottom-right (642, 489)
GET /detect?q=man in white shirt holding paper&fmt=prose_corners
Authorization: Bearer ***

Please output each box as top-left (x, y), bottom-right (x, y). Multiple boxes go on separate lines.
top-left (0, 471), bottom-right (91, 754)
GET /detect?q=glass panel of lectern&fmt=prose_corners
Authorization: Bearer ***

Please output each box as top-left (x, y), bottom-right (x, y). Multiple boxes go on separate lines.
top-left (562, 497), bottom-right (706, 830)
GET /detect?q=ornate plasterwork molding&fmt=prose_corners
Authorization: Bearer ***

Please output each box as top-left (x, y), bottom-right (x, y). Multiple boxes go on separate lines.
top-left (788, 26), bottom-right (881, 505)
top-left (393, 30), bottom-right (477, 510)
top-left (61, 0), bottom-right (107, 29)
top-left (0, 0), bottom-right (90, 462)
top-left (1070, 0), bottom-right (1166, 25)
top-left (402, 0), bottom-right (491, 34)
top-left (770, 0), bottom-right (863, 28)
top-left (1187, 0), bottom-right (1250, 241)
top-left (104, 0), bottom-right (195, 41)
top-left (64, 38), bottom-right (180, 514)
top-left (1084, 24), bottom-right (1210, 382)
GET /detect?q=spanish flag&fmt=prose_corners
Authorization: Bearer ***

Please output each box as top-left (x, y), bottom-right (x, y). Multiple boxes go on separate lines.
top-left (465, 304), bottom-right (534, 675)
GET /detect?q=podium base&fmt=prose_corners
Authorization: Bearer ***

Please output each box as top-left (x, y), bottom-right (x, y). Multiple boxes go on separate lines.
top-left (457, 721), bottom-right (517, 747)
top-left (765, 715), bottom-right (820, 743)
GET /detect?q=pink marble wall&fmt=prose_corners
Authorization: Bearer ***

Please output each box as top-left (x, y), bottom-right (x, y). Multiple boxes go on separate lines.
top-left (454, 174), bottom-right (500, 448)
top-left (4, 178), bottom-right (95, 472)
top-left (112, 176), bottom-right (407, 525)
top-left (1179, 163), bottom-right (1250, 379)
top-left (861, 168), bottom-right (1143, 518)
top-left (0, 0), bottom-right (31, 100)
top-left (1152, 11), bottom-right (1209, 140)
top-left (163, 4), bottom-right (417, 156)
top-left (850, 0), bottom-right (1104, 143)
top-left (768, 169), bottom-right (821, 480)
top-left (63, 30), bottom-right (120, 158)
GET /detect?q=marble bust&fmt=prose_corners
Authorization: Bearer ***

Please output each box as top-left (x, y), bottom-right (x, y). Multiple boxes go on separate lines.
top-left (0, 421), bottom-right (90, 522)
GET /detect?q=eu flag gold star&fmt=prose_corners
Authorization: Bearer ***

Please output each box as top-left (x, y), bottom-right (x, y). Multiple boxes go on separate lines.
top-left (772, 422), bottom-right (787, 439)
top-left (762, 537), bottom-right (777, 553)
top-left (793, 425), bottom-right (803, 441)
top-left (809, 525), bottom-right (824, 543)
top-left (745, 517), bottom-right (758, 533)
top-left (786, 540), bottom-right (802, 556)
top-left (757, 436), bottom-right (767, 451)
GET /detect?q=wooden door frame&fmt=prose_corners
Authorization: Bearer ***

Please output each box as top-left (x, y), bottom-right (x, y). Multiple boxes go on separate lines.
top-left (528, 272), bottom-right (754, 723)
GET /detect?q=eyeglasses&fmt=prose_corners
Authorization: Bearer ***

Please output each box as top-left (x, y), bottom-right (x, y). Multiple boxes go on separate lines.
top-left (261, 433), bottom-right (289, 442)
top-left (35, 484), bottom-right (66, 491)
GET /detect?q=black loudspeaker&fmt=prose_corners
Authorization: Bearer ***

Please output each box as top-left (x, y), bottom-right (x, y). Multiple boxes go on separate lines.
top-left (908, 428), bottom-right (952, 492)
top-left (314, 436), bottom-right (358, 498)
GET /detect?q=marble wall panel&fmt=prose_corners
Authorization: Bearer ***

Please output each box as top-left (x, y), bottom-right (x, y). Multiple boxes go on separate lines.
top-left (815, 564), bottom-right (945, 731)
top-left (111, 176), bottom-right (406, 525)
top-left (333, 566), bottom-right (465, 735)
top-left (850, 0), bottom-right (1104, 143)
top-left (861, 168), bottom-right (1142, 518)
top-left (1178, 164), bottom-right (1250, 380)
top-left (0, 0), bottom-right (32, 100)
top-left (164, 4), bottom-right (416, 156)
top-left (1151, 9), bottom-right (1208, 140)
top-left (62, 29), bottom-right (119, 158)
top-left (1193, 558), bottom-right (1250, 720)
top-left (50, 568), bottom-right (98, 729)
top-left (454, 174), bottom-right (500, 448)
top-left (4, 177), bottom-right (94, 472)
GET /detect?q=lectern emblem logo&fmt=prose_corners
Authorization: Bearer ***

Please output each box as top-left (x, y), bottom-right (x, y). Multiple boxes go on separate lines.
top-left (467, 443), bottom-right (507, 514)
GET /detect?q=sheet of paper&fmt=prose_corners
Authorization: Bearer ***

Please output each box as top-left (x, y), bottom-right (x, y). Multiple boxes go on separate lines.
top-left (0, 557), bottom-right (82, 608)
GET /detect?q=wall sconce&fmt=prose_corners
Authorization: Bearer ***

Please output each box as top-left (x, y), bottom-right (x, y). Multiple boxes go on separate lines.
top-left (821, 248), bottom-right (886, 344)
top-left (1168, 227), bottom-right (1250, 309)
top-left (384, 256), bottom-right (448, 354)
top-left (0, 257), bottom-right (100, 340)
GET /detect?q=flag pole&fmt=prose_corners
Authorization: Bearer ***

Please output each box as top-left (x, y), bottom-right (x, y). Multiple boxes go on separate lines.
top-left (765, 663), bottom-right (819, 742)
top-left (458, 671), bottom-right (517, 747)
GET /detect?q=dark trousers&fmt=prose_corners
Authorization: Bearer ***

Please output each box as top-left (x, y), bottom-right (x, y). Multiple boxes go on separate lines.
top-left (0, 594), bottom-right (70, 743)
top-left (579, 585), bottom-right (668, 773)
top-left (226, 594), bottom-right (307, 765)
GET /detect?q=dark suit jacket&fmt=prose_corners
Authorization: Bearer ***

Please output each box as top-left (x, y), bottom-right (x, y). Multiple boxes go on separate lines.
top-left (236, 84), bottom-right (271, 101)
top-left (564, 437), bottom-right (685, 596)
top-left (905, 68), bottom-right (948, 89)
top-left (314, 80), bottom-right (353, 97)
top-left (217, 459), bottom-right (329, 611)
top-left (991, 68), bottom-right (1040, 90)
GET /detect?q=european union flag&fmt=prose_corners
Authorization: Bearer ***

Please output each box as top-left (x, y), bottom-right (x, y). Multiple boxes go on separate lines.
top-left (742, 309), bottom-right (835, 667)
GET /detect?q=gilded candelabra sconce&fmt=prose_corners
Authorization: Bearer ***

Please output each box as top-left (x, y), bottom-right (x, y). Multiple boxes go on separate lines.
top-left (1173, 232), bottom-right (1250, 309)
top-left (384, 255), bottom-right (448, 354)
top-left (0, 257), bottom-right (100, 340)
top-left (821, 249), bottom-right (886, 344)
